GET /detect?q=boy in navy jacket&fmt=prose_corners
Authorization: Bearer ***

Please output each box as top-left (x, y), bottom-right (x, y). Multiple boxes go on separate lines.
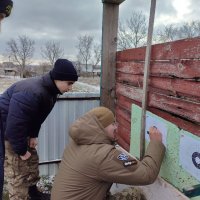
top-left (0, 59), bottom-right (78, 199)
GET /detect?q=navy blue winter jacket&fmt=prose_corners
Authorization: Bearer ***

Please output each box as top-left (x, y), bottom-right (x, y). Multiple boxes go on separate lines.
top-left (0, 73), bottom-right (60, 156)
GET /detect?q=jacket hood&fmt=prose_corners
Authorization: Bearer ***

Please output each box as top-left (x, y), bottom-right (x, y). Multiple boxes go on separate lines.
top-left (69, 112), bottom-right (112, 145)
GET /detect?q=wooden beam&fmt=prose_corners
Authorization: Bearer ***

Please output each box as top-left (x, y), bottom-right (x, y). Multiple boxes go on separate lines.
top-left (116, 37), bottom-right (200, 61)
top-left (116, 60), bottom-right (200, 79)
top-left (100, 1), bottom-right (124, 111)
top-left (140, 0), bottom-right (157, 159)
top-left (102, 0), bottom-right (125, 4)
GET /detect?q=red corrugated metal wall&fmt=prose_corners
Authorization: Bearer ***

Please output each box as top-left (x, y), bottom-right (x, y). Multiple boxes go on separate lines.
top-left (115, 37), bottom-right (200, 151)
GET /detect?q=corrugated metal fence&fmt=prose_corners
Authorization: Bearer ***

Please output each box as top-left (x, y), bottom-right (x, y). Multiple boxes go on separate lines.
top-left (38, 92), bottom-right (100, 175)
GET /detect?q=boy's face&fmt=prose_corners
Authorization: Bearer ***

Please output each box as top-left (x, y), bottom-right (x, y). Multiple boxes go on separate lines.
top-left (54, 80), bottom-right (75, 94)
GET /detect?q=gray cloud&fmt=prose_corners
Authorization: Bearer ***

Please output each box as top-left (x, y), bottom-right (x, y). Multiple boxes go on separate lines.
top-left (1, 0), bottom-right (103, 61)
top-left (188, 0), bottom-right (200, 21)
top-left (0, 0), bottom-right (197, 63)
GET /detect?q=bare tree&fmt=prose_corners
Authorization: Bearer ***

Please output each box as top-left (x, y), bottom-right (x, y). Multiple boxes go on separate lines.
top-left (6, 35), bottom-right (35, 78)
top-left (155, 20), bottom-right (200, 43)
top-left (92, 43), bottom-right (101, 68)
top-left (37, 62), bottom-right (52, 75)
top-left (91, 43), bottom-right (101, 78)
top-left (157, 24), bottom-right (179, 43)
top-left (194, 21), bottom-right (200, 36)
top-left (178, 21), bottom-right (197, 39)
top-left (76, 35), bottom-right (93, 72)
top-left (118, 11), bottom-right (147, 50)
top-left (41, 41), bottom-right (64, 66)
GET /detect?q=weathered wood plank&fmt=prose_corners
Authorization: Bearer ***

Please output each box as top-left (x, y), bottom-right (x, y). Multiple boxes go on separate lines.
top-left (117, 94), bottom-right (141, 110)
top-left (150, 107), bottom-right (200, 136)
top-left (115, 135), bottom-right (130, 151)
top-left (116, 112), bottom-right (130, 130)
top-left (115, 105), bottom-right (131, 150)
top-left (117, 37), bottom-right (200, 61)
top-left (101, 2), bottom-right (119, 111)
top-left (116, 93), bottom-right (200, 136)
top-left (117, 125), bottom-right (130, 145)
top-left (149, 93), bottom-right (200, 123)
top-left (116, 73), bottom-right (200, 99)
top-left (115, 104), bottom-right (131, 122)
top-left (116, 83), bottom-right (200, 123)
top-left (116, 60), bottom-right (200, 79)
top-left (116, 83), bottom-right (143, 102)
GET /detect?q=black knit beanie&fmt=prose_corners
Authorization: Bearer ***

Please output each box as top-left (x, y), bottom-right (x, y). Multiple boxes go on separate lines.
top-left (0, 0), bottom-right (13, 17)
top-left (50, 59), bottom-right (78, 81)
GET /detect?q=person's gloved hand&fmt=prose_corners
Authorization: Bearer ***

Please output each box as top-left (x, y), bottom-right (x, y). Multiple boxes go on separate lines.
top-left (0, 0), bottom-right (13, 19)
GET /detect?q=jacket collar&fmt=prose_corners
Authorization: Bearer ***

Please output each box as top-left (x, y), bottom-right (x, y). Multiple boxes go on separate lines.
top-left (42, 72), bottom-right (61, 95)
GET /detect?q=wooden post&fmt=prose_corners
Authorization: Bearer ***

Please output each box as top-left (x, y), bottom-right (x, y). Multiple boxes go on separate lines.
top-left (140, 0), bottom-right (157, 159)
top-left (100, 0), bottom-right (125, 112)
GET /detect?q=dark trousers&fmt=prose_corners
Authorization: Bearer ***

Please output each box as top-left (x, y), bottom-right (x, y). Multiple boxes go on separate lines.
top-left (0, 113), bottom-right (4, 200)
top-left (0, 157), bottom-right (3, 200)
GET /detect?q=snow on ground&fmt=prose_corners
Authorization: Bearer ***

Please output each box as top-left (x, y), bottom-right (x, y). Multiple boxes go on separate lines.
top-left (74, 81), bottom-right (100, 92)
top-left (0, 76), bottom-right (100, 94)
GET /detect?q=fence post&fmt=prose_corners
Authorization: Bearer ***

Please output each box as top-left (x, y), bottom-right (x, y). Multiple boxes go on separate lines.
top-left (100, 0), bottom-right (125, 112)
top-left (140, 0), bottom-right (157, 159)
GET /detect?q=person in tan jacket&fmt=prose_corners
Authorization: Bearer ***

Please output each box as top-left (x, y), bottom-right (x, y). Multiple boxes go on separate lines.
top-left (51, 107), bottom-right (165, 200)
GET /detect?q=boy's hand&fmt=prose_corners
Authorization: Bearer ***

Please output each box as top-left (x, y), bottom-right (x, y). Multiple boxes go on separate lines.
top-left (20, 151), bottom-right (31, 160)
top-left (29, 138), bottom-right (38, 148)
top-left (0, 13), bottom-right (5, 21)
top-left (149, 126), bottom-right (162, 143)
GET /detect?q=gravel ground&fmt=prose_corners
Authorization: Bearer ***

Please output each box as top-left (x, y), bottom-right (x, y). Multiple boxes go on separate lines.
top-left (0, 75), bottom-right (100, 93)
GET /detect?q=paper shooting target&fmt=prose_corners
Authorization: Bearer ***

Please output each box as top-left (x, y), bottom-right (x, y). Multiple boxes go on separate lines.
top-left (179, 131), bottom-right (200, 181)
top-left (192, 152), bottom-right (200, 170)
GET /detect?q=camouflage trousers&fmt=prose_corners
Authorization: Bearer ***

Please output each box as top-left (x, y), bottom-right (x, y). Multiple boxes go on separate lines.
top-left (4, 141), bottom-right (40, 200)
top-left (108, 187), bottom-right (146, 200)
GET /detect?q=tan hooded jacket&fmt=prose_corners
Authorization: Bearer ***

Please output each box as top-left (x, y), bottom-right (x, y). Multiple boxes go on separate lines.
top-left (51, 112), bottom-right (165, 200)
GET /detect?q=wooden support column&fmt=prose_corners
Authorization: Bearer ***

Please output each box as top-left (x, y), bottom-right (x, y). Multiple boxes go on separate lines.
top-left (140, 0), bottom-right (156, 159)
top-left (100, 0), bottom-right (125, 112)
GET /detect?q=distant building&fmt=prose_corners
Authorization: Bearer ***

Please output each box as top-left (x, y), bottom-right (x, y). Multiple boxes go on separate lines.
top-left (2, 62), bottom-right (16, 68)
top-left (0, 62), bottom-right (18, 76)
top-left (73, 62), bottom-right (101, 77)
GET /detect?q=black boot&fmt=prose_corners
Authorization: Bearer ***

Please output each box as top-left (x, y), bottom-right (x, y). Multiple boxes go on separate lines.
top-left (28, 185), bottom-right (51, 200)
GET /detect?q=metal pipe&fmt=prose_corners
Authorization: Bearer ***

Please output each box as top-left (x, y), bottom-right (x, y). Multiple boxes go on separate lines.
top-left (39, 159), bottom-right (61, 165)
top-left (140, 0), bottom-right (157, 159)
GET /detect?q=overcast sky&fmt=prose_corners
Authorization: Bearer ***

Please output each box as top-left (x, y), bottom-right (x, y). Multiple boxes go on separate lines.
top-left (0, 0), bottom-right (198, 64)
